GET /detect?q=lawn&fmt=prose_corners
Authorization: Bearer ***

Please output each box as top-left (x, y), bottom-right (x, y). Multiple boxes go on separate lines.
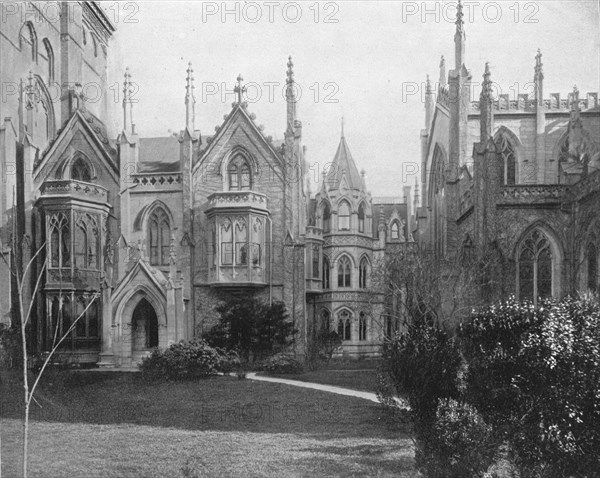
top-left (1, 370), bottom-right (415, 477)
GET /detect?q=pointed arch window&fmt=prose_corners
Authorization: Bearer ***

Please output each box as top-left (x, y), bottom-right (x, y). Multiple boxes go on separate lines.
top-left (518, 229), bottom-right (553, 304)
top-left (587, 242), bottom-right (598, 292)
top-left (359, 312), bottom-right (367, 341)
top-left (20, 22), bottom-right (37, 62)
top-left (338, 201), bottom-right (351, 231)
top-left (322, 202), bottom-right (331, 233)
top-left (498, 134), bottom-right (517, 185)
top-left (322, 256), bottom-right (330, 289)
top-left (358, 203), bottom-right (366, 233)
top-left (337, 256), bottom-right (352, 288)
top-left (148, 207), bottom-right (171, 266)
top-left (43, 39), bottom-right (54, 82)
top-left (312, 244), bottom-right (320, 279)
top-left (220, 219), bottom-right (234, 265)
top-left (359, 257), bottom-right (369, 289)
top-left (228, 155), bottom-right (252, 191)
top-left (337, 309), bottom-right (352, 341)
top-left (71, 158), bottom-right (92, 182)
top-left (391, 221), bottom-right (400, 240)
top-left (49, 213), bottom-right (70, 268)
top-left (251, 218), bottom-right (263, 266)
top-left (235, 220), bottom-right (248, 265)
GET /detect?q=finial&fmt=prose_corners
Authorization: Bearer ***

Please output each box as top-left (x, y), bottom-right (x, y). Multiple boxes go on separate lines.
top-left (360, 168), bottom-right (366, 178)
top-left (341, 117), bottom-right (345, 138)
top-left (534, 49), bottom-right (544, 78)
top-left (456, 0), bottom-right (464, 30)
top-left (185, 61), bottom-right (196, 130)
top-left (234, 74), bottom-right (246, 104)
top-left (426, 75), bottom-right (432, 94)
top-left (25, 70), bottom-right (35, 110)
top-left (286, 55), bottom-right (294, 85)
top-left (122, 67), bottom-right (134, 134)
top-left (480, 62), bottom-right (493, 101)
top-left (439, 55), bottom-right (446, 86)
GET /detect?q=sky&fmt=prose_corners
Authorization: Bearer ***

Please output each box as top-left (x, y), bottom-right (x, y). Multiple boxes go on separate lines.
top-left (103, 1), bottom-right (600, 197)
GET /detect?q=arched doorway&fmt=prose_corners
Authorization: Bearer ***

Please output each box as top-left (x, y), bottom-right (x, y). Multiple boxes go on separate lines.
top-left (132, 298), bottom-right (159, 350)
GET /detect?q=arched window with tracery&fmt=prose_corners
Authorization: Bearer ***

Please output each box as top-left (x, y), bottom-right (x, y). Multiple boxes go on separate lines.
top-left (498, 133), bottom-right (517, 185)
top-left (20, 22), bottom-right (37, 61)
top-left (359, 312), bottom-right (367, 341)
top-left (518, 229), bottom-right (553, 304)
top-left (322, 202), bottom-right (331, 233)
top-left (337, 309), bottom-right (352, 341)
top-left (220, 219), bottom-right (233, 265)
top-left (322, 256), bottom-right (330, 289)
top-left (337, 256), bottom-right (352, 288)
top-left (251, 218), bottom-right (263, 266)
top-left (358, 203), bottom-right (366, 233)
top-left (43, 38), bottom-right (54, 82)
top-left (228, 155), bottom-right (252, 191)
top-left (235, 220), bottom-right (248, 265)
top-left (587, 242), bottom-right (598, 292)
top-left (391, 221), bottom-right (400, 240)
top-left (71, 158), bottom-right (92, 182)
top-left (49, 213), bottom-right (70, 268)
top-left (359, 257), bottom-right (368, 289)
top-left (338, 200), bottom-right (351, 231)
top-left (148, 207), bottom-right (171, 266)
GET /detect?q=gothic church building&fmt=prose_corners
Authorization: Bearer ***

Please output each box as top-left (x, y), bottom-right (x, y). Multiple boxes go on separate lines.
top-left (1, 1), bottom-right (416, 366)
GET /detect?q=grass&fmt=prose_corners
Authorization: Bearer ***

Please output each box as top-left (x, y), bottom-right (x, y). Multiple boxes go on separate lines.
top-left (1, 369), bottom-right (415, 477)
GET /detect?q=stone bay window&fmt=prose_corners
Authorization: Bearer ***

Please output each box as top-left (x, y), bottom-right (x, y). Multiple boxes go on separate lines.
top-left (38, 176), bottom-right (110, 356)
top-left (205, 191), bottom-right (269, 286)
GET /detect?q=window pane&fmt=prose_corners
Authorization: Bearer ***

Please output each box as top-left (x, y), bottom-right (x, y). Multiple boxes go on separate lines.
top-left (88, 302), bottom-right (98, 337)
top-left (221, 242), bottom-right (233, 265)
top-left (519, 252), bottom-right (534, 302)
top-left (537, 248), bottom-right (552, 299)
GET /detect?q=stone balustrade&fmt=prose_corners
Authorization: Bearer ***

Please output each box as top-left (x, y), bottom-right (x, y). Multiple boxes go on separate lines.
top-left (206, 191), bottom-right (269, 212)
top-left (40, 179), bottom-right (109, 203)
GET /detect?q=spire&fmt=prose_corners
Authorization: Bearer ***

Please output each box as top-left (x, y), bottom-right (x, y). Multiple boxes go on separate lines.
top-left (534, 49), bottom-right (544, 106)
top-left (480, 62), bottom-right (494, 141)
top-left (439, 55), bottom-right (446, 87)
top-left (234, 74), bottom-right (246, 104)
top-left (285, 56), bottom-right (297, 135)
top-left (454, 0), bottom-right (466, 71)
top-left (122, 67), bottom-right (135, 134)
top-left (185, 61), bottom-right (195, 131)
top-left (325, 135), bottom-right (362, 191)
top-left (425, 75), bottom-right (434, 129)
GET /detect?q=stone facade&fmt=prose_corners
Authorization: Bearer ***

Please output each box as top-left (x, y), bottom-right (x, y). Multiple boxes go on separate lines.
top-left (416, 1), bottom-right (600, 322)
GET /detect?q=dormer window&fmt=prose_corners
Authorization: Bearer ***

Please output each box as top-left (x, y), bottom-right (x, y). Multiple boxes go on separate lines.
top-left (71, 158), bottom-right (92, 182)
top-left (228, 155), bottom-right (252, 191)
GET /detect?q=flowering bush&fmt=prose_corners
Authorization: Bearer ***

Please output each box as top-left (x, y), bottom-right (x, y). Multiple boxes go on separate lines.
top-left (139, 339), bottom-right (234, 381)
top-left (260, 353), bottom-right (304, 374)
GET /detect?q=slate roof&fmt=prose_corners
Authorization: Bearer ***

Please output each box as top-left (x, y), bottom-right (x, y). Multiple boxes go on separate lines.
top-left (325, 136), bottom-right (363, 190)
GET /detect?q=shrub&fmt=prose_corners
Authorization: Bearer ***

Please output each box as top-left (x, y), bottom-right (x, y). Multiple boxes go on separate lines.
top-left (458, 297), bottom-right (600, 477)
top-left (139, 339), bottom-right (227, 381)
top-left (204, 298), bottom-right (297, 362)
top-left (426, 399), bottom-right (496, 478)
top-left (261, 353), bottom-right (304, 374)
top-left (379, 315), bottom-right (462, 475)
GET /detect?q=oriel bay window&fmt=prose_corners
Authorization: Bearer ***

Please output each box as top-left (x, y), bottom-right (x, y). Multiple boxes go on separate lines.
top-left (217, 216), bottom-right (264, 267)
